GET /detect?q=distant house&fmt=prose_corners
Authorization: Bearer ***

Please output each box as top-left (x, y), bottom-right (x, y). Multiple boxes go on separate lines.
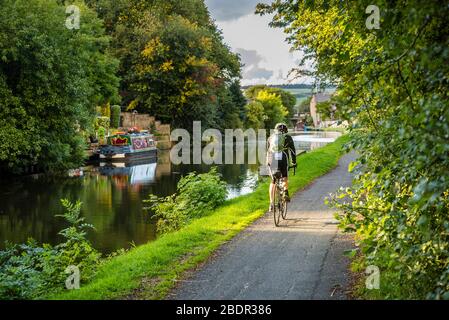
top-left (310, 93), bottom-right (336, 128)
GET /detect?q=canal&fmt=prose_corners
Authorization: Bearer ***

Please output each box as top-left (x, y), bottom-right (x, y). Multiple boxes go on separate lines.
top-left (0, 132), bottom-right (341, 253)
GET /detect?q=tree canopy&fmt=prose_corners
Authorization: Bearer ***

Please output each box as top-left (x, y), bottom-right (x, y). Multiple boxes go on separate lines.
top-left (245, 85), bottom-right (296, 117)
top-left (86, 0), bottom-right (242, 129)
top-left (0, 0), bottom-right (120, 174)
top-left (244, 87), bottom-right (288, 130)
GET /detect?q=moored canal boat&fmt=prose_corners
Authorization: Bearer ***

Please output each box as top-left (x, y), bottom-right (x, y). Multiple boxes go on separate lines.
top-left (99, 130), bottom-right (157, 162)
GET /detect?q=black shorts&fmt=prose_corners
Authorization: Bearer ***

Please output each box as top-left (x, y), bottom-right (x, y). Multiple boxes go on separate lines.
top-left (269, 152), bottom-right (288, 180)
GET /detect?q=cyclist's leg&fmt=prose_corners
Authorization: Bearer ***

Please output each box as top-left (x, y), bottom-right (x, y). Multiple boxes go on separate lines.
top-left (269, 181), bottom-right (275, 204)
top-left (280, 155), bottom-right (290, 201)
top-left (268, 166), bottom-right (276, 211)
top-left (283, 178), bottom-right (289, 190)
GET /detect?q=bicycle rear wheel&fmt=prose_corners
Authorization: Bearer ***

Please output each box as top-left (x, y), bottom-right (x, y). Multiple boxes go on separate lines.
top-left (273, 188), bottom-right (281, 227)
top-left (281, 197), bottom-right (288, 220)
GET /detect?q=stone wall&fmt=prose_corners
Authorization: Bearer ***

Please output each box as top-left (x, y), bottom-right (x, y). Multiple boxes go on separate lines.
top-left (121, 112), bottom-right (155, 129)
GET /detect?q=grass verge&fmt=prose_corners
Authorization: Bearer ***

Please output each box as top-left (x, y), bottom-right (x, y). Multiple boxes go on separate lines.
top-left (49, 135), bottom-right (350, 300)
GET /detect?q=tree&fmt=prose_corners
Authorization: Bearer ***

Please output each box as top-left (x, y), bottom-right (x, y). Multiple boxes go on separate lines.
top-left (244, 86), bottom-right (288, 130)
top-left (244, 101), bottom-right (265, 130)
top-left (86, 0), bottom-right (242, 129)
top-left (216, 86), bottom-right (244, 130)
top-left (132, 14), bottom-right (221, 127)
top-left (0, 0), bottom-right (120, 174)
top-left (244, 85), bottom-right (271, 100)
top-left (245, 85), bottom-right (296, 117)
top-left (258, 0), bottom-right (449, 298)
top-left (229, 80), bottom-right (248, 124)
top-left (256, 90), bottom-right (288, 130)
top-left (270, 88), bottom-right (296, 117)
top-left (316, 101), bottom-right (333, 120)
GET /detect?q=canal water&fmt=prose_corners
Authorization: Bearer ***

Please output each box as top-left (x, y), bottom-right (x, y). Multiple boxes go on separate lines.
top-left (0, 132), bottom-right (341, 253)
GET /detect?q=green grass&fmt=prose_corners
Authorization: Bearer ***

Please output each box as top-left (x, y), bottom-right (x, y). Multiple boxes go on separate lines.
top-left (49, 135), bottom-right (350, 300)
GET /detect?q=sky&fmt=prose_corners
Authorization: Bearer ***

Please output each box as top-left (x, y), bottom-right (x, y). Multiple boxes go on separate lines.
top-left (205, 0), bottom-right (312, 86)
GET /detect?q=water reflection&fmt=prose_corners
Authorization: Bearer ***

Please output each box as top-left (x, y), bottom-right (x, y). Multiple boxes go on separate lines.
top-left (98, 162), bottom-right (158, 186)
top-left (291, 131), bottom-right (341, 151)
top-left (0, 151), bottom-right (259, 253)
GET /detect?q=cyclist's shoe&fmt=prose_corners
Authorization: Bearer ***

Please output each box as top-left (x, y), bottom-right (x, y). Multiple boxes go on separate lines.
top-left (285, 190), bottom-right (291, 202)
top-left (269, 203), bottom-right (274, 212)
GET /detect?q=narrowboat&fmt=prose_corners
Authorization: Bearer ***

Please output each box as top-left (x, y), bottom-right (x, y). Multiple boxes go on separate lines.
top-left (99, 130), bottom-right (157, 162)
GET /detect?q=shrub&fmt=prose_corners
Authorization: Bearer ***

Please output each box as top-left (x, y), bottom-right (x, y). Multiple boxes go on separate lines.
top-left (149, 122), bottom-right (157, 135)
top-left (97, 127), bottom-right (107, 144)
top-left (0, 200), bottom-right (100, 300)
top-left (99, 103), bottom-right (111, 118)
top-left (144, 168), bottom-right (228, 234)
top-left (110, 105), bottom-right (121, 128)
top-left (95, 117), bottom-right (110, 131)
top-left (304, 115), bottom-right (314, 126)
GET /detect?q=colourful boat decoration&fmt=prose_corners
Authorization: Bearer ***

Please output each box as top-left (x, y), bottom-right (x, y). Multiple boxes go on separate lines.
top-left (99, 130), bottom-right (157, 162)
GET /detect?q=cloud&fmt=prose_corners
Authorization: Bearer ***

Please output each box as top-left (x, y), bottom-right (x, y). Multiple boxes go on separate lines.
top-left (205, 0), bottom-right (269, 21)
top-left (236, 48), bottom-right (263, 68)
top-left (236, 48), bottom-right (274, 80)
top-left (244, 66), bottom-right (274, 80)
top-left (208, 4), bottom-right (314, 85)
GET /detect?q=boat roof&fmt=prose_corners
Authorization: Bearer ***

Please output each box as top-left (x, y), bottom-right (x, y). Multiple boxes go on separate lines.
top-left (108, 131), bottom-right (154, 138)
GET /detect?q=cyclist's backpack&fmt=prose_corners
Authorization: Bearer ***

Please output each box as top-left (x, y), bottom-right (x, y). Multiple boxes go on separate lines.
top-left (270, 132), bottom-right (287, 153)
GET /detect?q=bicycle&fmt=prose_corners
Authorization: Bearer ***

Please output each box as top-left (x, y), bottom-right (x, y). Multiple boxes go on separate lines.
top-left (272, 165), bottom-right (296, 227)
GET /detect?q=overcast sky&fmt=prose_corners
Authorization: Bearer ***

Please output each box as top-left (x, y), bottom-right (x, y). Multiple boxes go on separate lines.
top-left (205, 0), bottom-right (311, 86)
